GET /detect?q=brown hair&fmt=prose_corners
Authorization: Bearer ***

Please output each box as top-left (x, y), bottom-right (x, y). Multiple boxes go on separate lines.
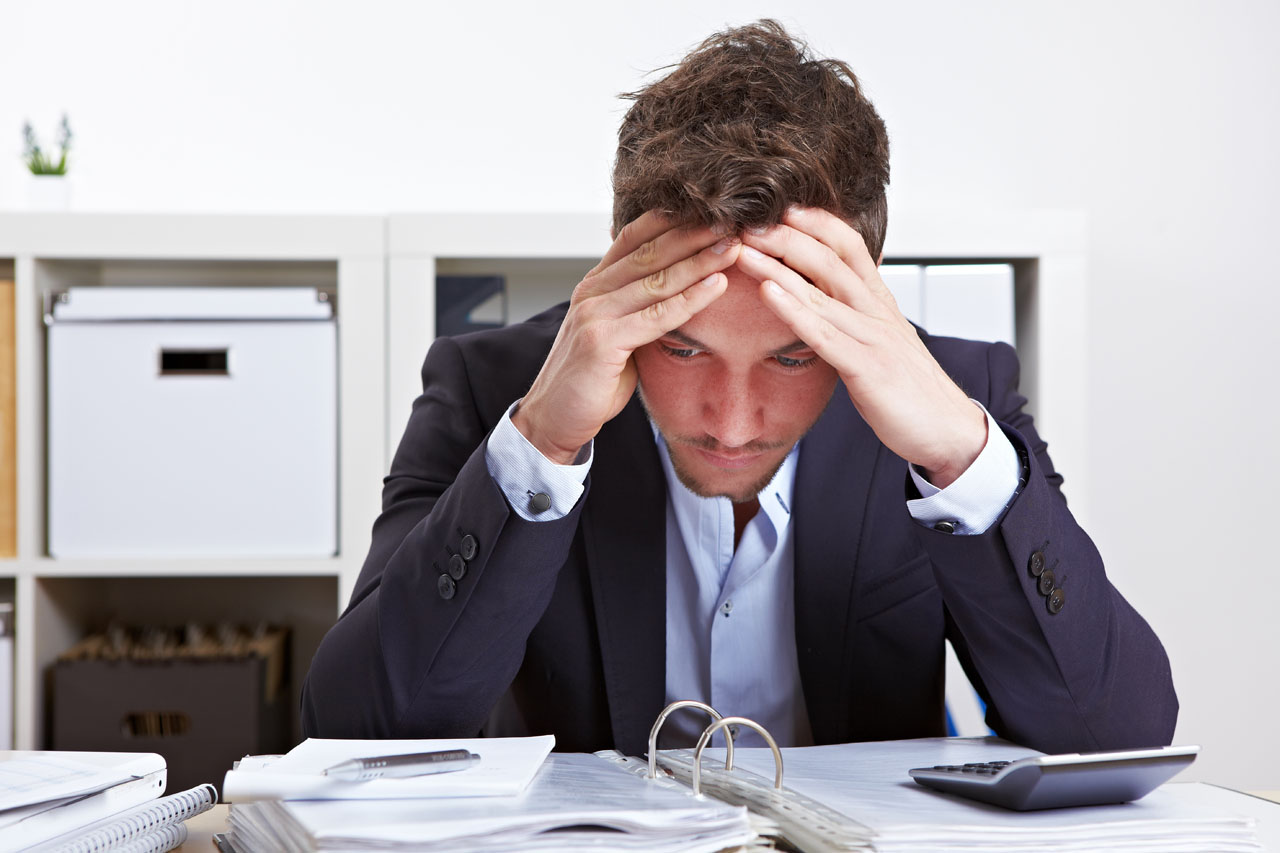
top-left (613, 20), bottom-right (890, 260)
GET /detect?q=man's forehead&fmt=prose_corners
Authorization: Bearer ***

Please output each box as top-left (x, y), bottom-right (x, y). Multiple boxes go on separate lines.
top-left (664, 266), bottom-right (810, 354)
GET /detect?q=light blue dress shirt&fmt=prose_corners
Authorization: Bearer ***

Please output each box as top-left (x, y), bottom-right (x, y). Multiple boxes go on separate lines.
top-left (484, 399), bottom-right (1020, 746)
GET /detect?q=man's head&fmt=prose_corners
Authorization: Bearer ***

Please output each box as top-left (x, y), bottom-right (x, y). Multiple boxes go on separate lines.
top-left (612, 19), bottom-right (890, 260)
top-left (618, 21), bottom-right (889, 502)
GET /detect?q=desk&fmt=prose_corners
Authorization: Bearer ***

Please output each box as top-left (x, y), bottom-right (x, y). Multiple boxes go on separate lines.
top-left (178, 806), bottom-right (228, 852)
top-left (181, 793), bottom-right (1280, 852)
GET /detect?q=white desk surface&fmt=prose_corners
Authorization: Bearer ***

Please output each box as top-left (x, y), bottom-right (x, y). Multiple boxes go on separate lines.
top-left (179, 790), bottom-right (1280, 852)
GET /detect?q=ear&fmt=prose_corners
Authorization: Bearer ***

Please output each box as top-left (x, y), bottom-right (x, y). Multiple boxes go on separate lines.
top-left (876, 251), bottom-right (884, 267)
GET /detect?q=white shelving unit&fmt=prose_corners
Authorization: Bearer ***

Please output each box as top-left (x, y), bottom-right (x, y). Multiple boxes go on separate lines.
top-left (0, 209), bottom-right (1089, 752)
top-left (0, 214), bottom-right (387, 749)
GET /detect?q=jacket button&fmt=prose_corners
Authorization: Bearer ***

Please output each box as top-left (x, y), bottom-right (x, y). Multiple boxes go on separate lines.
top-left (1047, 587), bottom-right (1066, 614)
top-left (529, 492), bottom-right (552, 514)
top-left (460, 534), bottom-right (478, 561)
top-left (448, 553), bottom-right (467, 580)
top-left (1028, 550), bottom-right (1046, 576)
top-left (437, 574), bottom-right (456, 600)
top-left (1037, 570), bottom-right (1055, 596)
top-left (933, 520), bottom-right (957, 534)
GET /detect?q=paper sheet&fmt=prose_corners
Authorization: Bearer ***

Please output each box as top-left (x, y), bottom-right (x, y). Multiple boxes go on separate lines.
top-left (229, 753), bottom-right (754, 853)
top-left (221, 735), bottom-right (554, 801)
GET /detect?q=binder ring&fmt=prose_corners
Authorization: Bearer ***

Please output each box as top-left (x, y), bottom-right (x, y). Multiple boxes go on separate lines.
top-left (647, 700), bottom-right (735, 779)
top-left (691, 716), bottom-right (784, 797)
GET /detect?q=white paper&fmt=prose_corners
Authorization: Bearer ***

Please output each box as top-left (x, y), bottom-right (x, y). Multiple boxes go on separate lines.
top-left (221, 736), bottom-right (554, 801)
top-left (661, 739), bottom-right (1263, 852)
top-left (229, 753), bottom-right (754, 853)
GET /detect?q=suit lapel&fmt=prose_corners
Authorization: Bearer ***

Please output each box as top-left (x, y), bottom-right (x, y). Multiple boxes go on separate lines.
top-left (793, 390), bottom-right (884, 744)
top-left (581, 396), bottom-right (667, 756)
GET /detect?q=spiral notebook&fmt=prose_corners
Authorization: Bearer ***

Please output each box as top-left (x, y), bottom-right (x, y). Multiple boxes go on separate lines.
top-left (32, 783), bottom-right (217, 853)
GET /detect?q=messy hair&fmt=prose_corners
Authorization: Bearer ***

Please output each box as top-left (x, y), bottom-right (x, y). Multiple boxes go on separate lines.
top-left (613, 20), bottom-right (891, 260)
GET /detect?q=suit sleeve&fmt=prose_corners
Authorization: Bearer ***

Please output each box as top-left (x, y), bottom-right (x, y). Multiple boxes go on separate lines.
top-left (920, 340), bottom-right (1178, 753)
top-left (300, 335), bottom-right (583, 738)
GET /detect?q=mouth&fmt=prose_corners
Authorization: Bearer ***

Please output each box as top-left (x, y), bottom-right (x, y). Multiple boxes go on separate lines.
top-left (695, 448), bottom-right (765, 470)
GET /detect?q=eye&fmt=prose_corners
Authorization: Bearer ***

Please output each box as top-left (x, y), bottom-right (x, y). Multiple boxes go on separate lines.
top-left (774, 353), bottom-right (819, 370)
top-left (659, 342), bottom-right (702, 359)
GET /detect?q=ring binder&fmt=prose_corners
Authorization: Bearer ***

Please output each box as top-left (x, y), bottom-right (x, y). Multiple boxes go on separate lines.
top-left (692, 716), bottom-right (783, 797)
top-left (646, 699), bottom-right (736, 780)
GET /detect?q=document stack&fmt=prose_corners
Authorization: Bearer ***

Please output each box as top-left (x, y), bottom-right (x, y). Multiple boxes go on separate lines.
top-left (220, 703), bottom-right (1273, 853)
top-left (223, 735), bottom-right (755, 853)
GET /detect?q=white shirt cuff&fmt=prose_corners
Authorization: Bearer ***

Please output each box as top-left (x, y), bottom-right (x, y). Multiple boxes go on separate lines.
top-left (906, 400), bottom-right (1021, 535)
top-left (485, 401), bottom-right (593, 521)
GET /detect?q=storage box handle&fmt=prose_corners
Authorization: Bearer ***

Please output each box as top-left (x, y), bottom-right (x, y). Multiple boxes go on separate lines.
top-left (158, 348), bottom-right (229, 376)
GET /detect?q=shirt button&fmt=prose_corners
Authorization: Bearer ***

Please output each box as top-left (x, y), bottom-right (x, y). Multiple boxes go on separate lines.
top-left (528, 492), bottom-right (552, 513)
top-left (933, 520), bottom-right (957, 534)
top-left (721, 600), bottom-right (733, 616)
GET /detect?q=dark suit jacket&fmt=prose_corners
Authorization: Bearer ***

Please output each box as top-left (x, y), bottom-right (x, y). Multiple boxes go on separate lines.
top-left (302, 303), bottom-right (1177, 757)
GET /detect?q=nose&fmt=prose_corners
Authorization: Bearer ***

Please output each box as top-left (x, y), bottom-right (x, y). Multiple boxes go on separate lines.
top-left (702, 370), bottom-right (763, 449)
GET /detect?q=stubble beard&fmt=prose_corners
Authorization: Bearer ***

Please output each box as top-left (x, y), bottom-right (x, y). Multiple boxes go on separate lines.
top-left (636, 386), bottom-right (795, 504)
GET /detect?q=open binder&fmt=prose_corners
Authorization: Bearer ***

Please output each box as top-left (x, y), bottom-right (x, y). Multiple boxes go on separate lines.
top-left (626, 700), bottom-right (1268, 853)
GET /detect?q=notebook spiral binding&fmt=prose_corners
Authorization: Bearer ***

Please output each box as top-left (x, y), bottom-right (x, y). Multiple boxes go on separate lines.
top-left (48, 782), bottom-right (218, 853)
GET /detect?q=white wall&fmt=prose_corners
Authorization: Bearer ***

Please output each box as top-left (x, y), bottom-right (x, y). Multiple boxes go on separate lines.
top-left (3, 0), bottom-right (1278, 787)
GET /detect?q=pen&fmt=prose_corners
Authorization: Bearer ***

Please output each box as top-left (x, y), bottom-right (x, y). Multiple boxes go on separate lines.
top-left (322, 749), bottom-right (481, 781)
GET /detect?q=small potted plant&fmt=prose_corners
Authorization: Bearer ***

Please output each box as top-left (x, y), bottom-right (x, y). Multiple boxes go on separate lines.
top-left (23, 114), bottom-right (73, 210)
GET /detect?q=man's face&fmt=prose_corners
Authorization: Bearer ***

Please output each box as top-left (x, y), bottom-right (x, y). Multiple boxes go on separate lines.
top-left (633, 266), bottom-right (840, 504)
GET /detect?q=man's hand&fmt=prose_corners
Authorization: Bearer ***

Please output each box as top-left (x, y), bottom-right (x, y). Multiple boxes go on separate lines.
top-left (739, 208), bottom-right (986, 488)
top-left (513, 212), bottom-right (739, 464)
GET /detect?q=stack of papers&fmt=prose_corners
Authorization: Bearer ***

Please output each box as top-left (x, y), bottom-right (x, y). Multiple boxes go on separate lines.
top-left (229, 753), bottom-right (755, 853)
top-left (660, 738), bottom-right (1264, 852)
top-left (222, 736), bottom-right (554, 801)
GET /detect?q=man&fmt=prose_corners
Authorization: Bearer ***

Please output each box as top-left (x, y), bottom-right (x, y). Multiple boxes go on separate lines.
top-left (302, 21), bottom-right (1177, 757)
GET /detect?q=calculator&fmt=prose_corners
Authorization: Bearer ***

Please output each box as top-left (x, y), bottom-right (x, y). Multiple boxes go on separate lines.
top-left (908, 745), bottom-right (1200, 810)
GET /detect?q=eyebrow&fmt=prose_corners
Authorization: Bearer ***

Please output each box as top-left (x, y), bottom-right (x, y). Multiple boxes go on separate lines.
top-left (663, 329), bottom-right (812, 356)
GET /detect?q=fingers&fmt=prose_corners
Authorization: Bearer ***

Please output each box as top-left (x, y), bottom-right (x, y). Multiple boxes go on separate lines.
top-left (740, 208), bottom-right (896, 316)
top-left (758, 277), bottom-right (867, 378)
top-left (604, 237), bottom-right (741, 316)
top-left (589, 210), bottom-right (674, 275)
top-left (578, 217), bottom-right (729, 302)
top-left (613, 271), bottom-right (729, 350)
top-left (783, 207), bottom-right (882, 288)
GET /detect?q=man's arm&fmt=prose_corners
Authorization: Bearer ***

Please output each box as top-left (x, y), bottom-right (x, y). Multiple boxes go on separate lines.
top-left (302, 213), bottom-right (739, 738)
top-left (740, 209), bottom-right (1176, 752)
top-left (919, 339), bottom-right (1177, 752)
top-left (301, 335), bottom-right (585, 738)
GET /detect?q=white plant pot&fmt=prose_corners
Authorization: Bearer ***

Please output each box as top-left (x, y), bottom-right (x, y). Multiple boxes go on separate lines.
top-left (27, 175), bottom-right (71, 210)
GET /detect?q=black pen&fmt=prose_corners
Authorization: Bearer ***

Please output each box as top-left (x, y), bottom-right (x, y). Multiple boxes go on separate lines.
top-left (323, 749), bottom-right (480, 781)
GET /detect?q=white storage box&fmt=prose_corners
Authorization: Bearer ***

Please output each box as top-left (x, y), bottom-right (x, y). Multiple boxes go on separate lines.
top-left (47, 287), bottom-right (337, 558)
